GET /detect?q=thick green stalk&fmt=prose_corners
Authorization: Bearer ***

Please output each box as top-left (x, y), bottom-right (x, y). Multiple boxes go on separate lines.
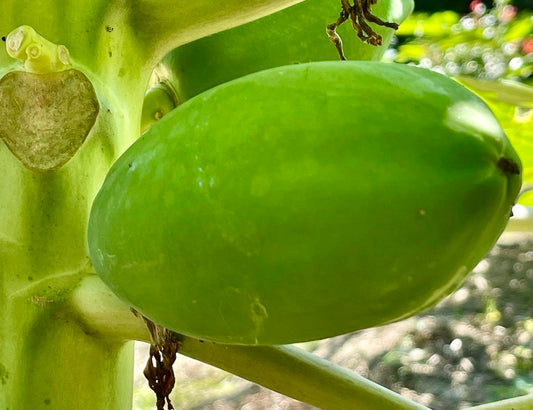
top-left (130, 0), bottom-right (305, 62)
top-left (0, 1), bottom-right (303, 409)
top-left (179, 341), bottom-right (429, 410)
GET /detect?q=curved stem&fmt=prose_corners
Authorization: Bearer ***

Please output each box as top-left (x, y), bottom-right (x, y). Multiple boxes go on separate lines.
top-left (69, 275), bottom-right (429, 410)
top-left (178, 339), bottom-right (429, 410)
top-left (131, 0), bottom-right (305, 61)
top-left (466, 393), bottom-right (533, 410)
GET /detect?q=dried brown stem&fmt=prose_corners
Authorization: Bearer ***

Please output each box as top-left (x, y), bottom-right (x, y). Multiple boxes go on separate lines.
top-left (326, 0), bottom-right (400, 60)
top-left (135, 311), bottom-right (182, 410)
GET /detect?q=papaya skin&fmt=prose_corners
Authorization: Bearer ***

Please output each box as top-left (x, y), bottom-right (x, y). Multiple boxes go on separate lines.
top-left (89, 61), bottom-right (521, 345)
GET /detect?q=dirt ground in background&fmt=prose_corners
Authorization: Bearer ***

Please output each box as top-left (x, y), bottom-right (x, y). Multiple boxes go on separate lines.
top-left (134, 233), bottom-right (533, 410)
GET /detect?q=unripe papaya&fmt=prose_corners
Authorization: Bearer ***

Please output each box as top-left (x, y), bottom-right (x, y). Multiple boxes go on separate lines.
top-left (141, 0), bottom-right (413, 132)
top-left (89, 62), bottom-right (521, 345)
top-left (158, 0), bottom-right (413, 102)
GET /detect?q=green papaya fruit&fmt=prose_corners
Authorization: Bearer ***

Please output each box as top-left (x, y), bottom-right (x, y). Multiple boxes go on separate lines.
top-left (140, 0), bottom-right (414, 132)
top-left (141, 0), bottom-right (414, 132)
top-left (89, 61), bottom-right (521, 345)
top-left (153, 0), bottom-right (414, 102)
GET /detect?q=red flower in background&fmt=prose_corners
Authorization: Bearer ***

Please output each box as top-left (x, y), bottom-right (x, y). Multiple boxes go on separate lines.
top-left (500, 5), bottom-right (517, 22)
top-left (523, 38), bottom-right (533, 55)
top-left (470, 0), bottom-right (486, 14)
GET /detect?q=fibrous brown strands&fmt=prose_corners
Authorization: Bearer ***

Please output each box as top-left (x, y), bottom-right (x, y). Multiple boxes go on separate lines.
top-left (134, 310), bottom-right (181, 410)
top-left (326, 0), bottom-right (399, 60)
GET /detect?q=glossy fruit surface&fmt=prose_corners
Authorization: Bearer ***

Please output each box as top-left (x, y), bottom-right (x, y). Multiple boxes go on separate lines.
top-left (162, 0), bottom-right (414, 102)
top-left (89, 61), bottom-right (521, 345)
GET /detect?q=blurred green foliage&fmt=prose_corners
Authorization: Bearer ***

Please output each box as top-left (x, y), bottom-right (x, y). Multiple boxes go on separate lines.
top-left (394, 0), bottom-right (532, 82)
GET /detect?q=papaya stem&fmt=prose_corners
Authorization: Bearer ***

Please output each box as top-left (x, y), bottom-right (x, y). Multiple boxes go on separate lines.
top-left (327, 0), bottom-right (399, 60)
top-left (497, 157), bottom-right (520, 175)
